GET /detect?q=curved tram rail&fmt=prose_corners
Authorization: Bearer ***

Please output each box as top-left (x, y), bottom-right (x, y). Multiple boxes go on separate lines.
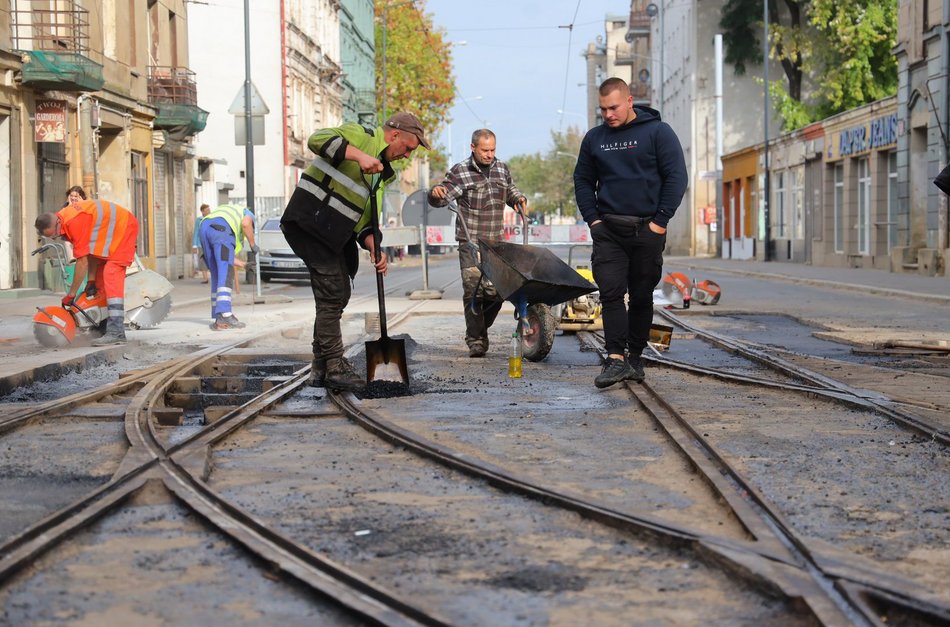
top-left (0, 301), bottom-right (457, 625)
top-left (2, 299), bottom-right (946, 625)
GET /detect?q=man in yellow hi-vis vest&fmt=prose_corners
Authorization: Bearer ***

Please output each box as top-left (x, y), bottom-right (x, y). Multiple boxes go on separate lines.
top-left (280, 112), bottom-right (429, 391)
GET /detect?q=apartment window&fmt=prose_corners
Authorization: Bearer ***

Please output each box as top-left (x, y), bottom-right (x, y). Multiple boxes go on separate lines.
top-left (887, 152), bottom-right (898, 251)
top-left (834, 163), bottom-right (844, 253)
top-left (168, 11), bottom-right (178, 67)
top-left (857, 157), bottom-right (871, 254)
top-left (774, 171), bottom-right (786, 239)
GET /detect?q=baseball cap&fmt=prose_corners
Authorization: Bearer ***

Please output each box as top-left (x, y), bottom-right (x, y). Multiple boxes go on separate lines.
top-left (384, 112), bottom-right (430, 150)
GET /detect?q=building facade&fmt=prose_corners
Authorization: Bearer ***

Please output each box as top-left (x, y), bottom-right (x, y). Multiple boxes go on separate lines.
top-left (720, 2), bottom-right (949, 278)
top-left (649, 0), bottom-right (783, 258)
top-left (582, 1), bottom-right (783, 258)
top-left (188, 0), bottom-right (346, 223)
top-left (893, 0), bottom-right (949, 276)
top-left (722, 97), bottom-right (904, 270)
top-left (340, 0), bottom-right (375, 126)
top-left (0, 0), bottom-right (203, 289)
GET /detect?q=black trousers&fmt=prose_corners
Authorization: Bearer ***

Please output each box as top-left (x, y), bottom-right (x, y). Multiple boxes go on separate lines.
top-left (282, 225), bottom-right (352, 361)
top-left (458, 242), bottom-right (503, 348)
top-left (590, 220), bottom-right (666, 357)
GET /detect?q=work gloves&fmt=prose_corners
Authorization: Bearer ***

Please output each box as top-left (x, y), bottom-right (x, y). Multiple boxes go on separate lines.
top-left (250, 244), bottom-right (260, 254)
top-left (84, 282), bottom-right (98, 298)
top-left (61, 294), bottom-right (75, 308)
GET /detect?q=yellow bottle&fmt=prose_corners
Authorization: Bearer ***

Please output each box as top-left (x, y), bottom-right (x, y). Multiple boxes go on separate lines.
top-left (508, 332), bottom-right (523, 378)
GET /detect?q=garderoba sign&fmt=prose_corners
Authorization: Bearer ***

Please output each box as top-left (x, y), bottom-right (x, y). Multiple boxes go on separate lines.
top-left (35, 99), bottom-right (67, 143)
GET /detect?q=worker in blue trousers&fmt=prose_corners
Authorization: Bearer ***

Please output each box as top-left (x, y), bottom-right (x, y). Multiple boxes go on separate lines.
top-left (198, 203), bottom-right (258, 330)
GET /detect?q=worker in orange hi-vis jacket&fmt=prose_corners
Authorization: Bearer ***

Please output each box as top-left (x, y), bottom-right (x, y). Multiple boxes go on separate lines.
top-left (34, 198), bottom-right (139, 346)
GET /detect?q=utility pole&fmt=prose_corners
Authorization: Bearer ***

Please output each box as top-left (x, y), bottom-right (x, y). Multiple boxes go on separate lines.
top-left (243, 0), bottom-right (261, 295)
top-left (762, 0), bottom-right (771, 261)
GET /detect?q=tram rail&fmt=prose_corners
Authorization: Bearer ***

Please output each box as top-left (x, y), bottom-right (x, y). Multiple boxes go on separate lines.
top-left (1, 296), bottom-right (946, 625)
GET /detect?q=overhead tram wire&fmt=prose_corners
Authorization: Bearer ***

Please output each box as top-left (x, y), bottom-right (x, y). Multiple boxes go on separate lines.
top-left (556, 0), bottom-right (583, 130)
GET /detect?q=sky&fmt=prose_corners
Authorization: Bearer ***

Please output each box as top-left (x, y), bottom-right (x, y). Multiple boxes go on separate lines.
top-left (424, 0), bottom-right (629, 161)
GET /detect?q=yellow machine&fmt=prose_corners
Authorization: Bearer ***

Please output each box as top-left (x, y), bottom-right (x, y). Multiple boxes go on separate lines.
top-left (555, 245), bottom-right (674, 351)
top-left (556, 246), bottom-right (604, 332)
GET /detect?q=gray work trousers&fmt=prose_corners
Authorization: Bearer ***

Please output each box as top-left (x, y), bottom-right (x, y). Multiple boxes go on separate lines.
top-left (458, 242), bottom-right (503, 348)
top-left (282, 225), bottom-right (352, 361)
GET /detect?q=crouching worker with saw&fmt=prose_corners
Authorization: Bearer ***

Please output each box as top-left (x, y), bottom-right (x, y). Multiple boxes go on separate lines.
top-left (35, 198), bottom-right (139, 345)
top-left (280, 112), bottom-right (429, 391)
top-left (198, 204), bottom-right (257, 330)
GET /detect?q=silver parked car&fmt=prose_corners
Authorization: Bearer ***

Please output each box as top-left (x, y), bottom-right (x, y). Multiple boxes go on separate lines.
top-left (257, 218), bottom-right (309, 282)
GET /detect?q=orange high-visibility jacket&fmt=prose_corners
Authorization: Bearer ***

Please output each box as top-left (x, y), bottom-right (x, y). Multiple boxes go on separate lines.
top-left (58, 199), bottom-right (138, 264)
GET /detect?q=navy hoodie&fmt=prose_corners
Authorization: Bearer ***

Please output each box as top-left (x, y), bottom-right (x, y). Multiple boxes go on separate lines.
top-left (573, 106), bottom-right (688, 228)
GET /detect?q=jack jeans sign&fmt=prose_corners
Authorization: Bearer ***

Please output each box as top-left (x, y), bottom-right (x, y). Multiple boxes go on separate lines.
top-left (832, 113), bottom-right (898, 159)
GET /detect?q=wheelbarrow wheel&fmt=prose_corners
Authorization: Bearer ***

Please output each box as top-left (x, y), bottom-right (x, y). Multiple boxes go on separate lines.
top-left (522, 303), bottom-right (556, 362)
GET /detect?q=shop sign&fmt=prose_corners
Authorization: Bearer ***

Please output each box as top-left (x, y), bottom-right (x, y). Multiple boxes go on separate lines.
top-left (831, 113), bottom-right (897, 159)
top-left (35, 99), bottom-right (67, 143)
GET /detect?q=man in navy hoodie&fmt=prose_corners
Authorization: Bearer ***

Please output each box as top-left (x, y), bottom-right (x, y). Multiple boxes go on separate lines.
top-left (574, 77), bottom-right (688, 388)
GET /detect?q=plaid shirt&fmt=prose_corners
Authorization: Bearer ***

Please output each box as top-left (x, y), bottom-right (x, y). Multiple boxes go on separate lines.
top-left (429, 156), bottom-right (525, 242)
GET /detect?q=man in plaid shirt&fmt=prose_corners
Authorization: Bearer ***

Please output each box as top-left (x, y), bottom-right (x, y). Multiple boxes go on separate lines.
top-left (429, 128), bottom-right (528, 357)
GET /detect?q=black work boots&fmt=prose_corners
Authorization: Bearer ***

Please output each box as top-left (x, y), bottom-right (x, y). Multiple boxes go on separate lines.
top-left (594, 354), bottom-right (645, 389)
top-left (324, 356), bottom-right (364, 392)
top-left (307, 357), bottom-right (326, 387)
top-left (91, 318), bottom-right (127, 346)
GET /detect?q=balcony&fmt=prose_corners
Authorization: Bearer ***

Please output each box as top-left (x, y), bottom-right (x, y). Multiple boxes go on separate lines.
top-left (12, 1), bottom-right (104, 91)
top-left (147, 66), bottom-right (209, 137)
top-left (628, 10), bottom-right (651, 35)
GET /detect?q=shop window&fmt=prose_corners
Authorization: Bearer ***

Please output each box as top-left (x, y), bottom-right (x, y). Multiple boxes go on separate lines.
top-left (887, 152), bottom-right (898, 251)
top-left (857, 157), bottom-right (871, 254)
top-left (791, 166), bottom-right (804, 240)
top-left (773, 171), bottom-right (786, 239)
top-left (833, 163), bottom-right (844, 253)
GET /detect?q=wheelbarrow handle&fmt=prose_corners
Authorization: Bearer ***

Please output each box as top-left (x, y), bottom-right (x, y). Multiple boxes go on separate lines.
top-left (446, 200), bottom-right (529, 246)
top-left (515, 206), bottom-right (528, 246)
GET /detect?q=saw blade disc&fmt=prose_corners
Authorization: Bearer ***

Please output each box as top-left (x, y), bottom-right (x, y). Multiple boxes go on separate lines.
top-left (126, 294), bottom-right (172, 329)
top-left (33, 322), bottom-right (71, 348)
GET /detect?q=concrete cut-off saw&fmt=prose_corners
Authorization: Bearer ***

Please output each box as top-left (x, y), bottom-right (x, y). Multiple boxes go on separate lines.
top-left (31, 241), bottom-right (174, 348)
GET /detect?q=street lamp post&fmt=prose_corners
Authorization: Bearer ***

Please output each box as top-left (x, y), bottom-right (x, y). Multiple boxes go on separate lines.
top-left (763, 0), bottom-right (771, 261)
top-left (243, 0), bottom-right (261, 296)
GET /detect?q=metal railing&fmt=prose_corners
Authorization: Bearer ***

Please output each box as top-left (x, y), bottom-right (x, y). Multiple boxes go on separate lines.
top-left (147, 66), bottom-right (199, 106)
top-left (12, 0), bottom-right (91, 52)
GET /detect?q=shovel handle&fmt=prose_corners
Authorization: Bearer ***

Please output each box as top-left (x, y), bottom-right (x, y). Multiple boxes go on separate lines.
top-left (374, 260), bottom-right (388, 338)
top-left (363, 173), bottom-right (390, 339)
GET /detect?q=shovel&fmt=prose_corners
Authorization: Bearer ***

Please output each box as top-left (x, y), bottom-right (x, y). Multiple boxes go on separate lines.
top-left (363, 175), bottom-right (410, 386)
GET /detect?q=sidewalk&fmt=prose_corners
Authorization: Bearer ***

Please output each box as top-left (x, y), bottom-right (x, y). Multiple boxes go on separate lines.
top-left (0, 274), bottom-right (297, 396)
top-left (664, 256), bottom-right (950, 306)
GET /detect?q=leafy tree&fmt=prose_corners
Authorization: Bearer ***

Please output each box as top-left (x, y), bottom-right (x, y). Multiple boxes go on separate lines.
top-left (809, 0), bottom-right (897, 115)
top-left (375, 1), bottom-right (454, 162)
top-left (720, 0), bottom-right (897, 130)
top-left (509, 127), bottom-right (584, 220)
top-left (721, 0), bottom-right (805, 101)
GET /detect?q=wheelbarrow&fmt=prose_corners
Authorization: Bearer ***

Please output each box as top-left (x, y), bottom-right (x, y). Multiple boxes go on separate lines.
top-left (445, 201), bottom-right (597, 362)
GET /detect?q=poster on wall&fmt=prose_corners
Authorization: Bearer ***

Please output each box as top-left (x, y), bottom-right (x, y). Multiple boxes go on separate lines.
top-left (35, 99), bottom-right (67, 143)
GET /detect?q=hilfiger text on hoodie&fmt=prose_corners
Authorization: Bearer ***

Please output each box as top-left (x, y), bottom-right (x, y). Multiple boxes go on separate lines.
top-left (573, 106), bottom-right (688, 229)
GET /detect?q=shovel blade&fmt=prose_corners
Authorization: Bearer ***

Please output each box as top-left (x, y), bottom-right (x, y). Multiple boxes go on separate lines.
top-left (365, 336), bottom-right (410, 385)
